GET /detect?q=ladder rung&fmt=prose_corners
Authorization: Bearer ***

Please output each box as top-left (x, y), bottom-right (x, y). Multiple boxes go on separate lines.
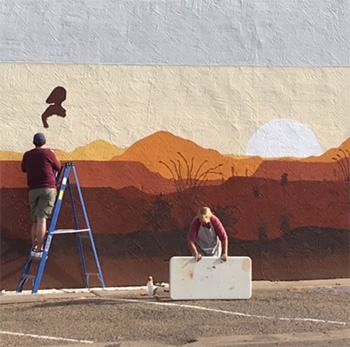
top-left (22, 275), bottom-right (36, 280)
top-left (51, 228), bottom-right (90, 235)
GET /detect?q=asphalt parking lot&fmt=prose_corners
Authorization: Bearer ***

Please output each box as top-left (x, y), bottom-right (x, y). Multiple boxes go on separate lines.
top-left (0, 279), bottom-right (349, 347)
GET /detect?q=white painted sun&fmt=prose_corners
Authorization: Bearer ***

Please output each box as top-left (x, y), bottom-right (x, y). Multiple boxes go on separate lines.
top-left (246, 119), bottom-right (323, 158)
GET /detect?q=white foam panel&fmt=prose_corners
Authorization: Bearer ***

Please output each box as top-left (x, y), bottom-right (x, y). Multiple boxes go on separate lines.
top-left (169, 256), bottom-right (252, 300)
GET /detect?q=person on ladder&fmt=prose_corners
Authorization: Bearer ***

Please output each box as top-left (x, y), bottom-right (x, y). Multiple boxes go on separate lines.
top-left (21, 133), bottom-right (61, 259)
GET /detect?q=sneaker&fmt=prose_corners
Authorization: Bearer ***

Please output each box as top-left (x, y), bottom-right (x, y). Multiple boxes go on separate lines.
top-left (34, 251), bottom-right (43, 259)
top-left (30, 249), bottom-right (38, 257)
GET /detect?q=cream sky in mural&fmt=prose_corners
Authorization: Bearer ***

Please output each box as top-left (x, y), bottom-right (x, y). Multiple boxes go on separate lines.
top-left (0, 64), bottom-right (349, 157)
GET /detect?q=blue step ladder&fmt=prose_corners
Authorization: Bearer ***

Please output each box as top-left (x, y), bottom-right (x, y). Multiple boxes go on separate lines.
top-left (17, 162), bottom-right (105, 294)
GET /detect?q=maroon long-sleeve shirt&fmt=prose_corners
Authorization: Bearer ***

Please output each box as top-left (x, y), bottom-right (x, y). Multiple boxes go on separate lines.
top-left (21, 147), bottom-right (61, 190)
top-left (188, 215), bottom-right (227, 242)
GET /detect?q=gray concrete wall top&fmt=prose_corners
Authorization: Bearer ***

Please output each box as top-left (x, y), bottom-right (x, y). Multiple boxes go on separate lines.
top-left (1, 0), bottom-right (349, 66)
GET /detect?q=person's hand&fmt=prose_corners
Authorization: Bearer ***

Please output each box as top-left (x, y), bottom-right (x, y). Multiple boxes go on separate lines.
top-left (195, 253), bottom-right (202, 262)
top-left (221, 253), bottom-right (228, 262)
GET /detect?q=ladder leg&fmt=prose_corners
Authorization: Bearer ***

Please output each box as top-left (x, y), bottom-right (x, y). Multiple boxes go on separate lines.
top-left (32, 236), bottom-right (52, 293)
top-left (32, 166), bottom-right (71, 293)
top-left (76, 233), bottom-right (89, 288)
top-left (16, 248), bottom-right (34, 292)
top-left (72, 166), bottom-right (105, 288)
top-left (87, 230), bottom-right (105, 288)
top-left (67, 179), bottom-right (89, 288)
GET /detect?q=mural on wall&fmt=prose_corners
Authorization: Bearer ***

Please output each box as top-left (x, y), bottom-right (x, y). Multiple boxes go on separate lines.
top-left (42, 86), bottom-right (67, 128)
top-left (0, 0), bottom-right (349, 290)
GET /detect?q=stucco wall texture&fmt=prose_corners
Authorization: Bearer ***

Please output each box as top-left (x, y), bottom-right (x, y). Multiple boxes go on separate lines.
top-left (1, 0), bottom-right (349, 66)
top-left (0, 64), bottom-right (349, 154)
top-left (0, 1), bottom-right (349, 288)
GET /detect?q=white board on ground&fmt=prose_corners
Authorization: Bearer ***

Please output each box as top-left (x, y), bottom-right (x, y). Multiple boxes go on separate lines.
top-left (169, 256), bottom-right (252, 300)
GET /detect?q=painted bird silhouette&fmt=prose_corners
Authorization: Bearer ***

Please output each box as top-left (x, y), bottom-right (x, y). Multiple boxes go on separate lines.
top-left (42, 86), bottom-right (67, 128)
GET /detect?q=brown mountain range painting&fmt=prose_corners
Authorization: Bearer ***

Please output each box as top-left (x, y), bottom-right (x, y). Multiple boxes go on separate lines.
top-left (1, 131), bottom-right (349, 290)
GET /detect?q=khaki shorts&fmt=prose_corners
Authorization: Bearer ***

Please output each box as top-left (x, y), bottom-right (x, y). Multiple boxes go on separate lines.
top-left (29, 188), bottom-right (57, 221)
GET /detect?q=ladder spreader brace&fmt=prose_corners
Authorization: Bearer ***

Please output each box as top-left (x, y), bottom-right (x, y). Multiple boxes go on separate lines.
top-left (17, 162), bottom-right (105, 293)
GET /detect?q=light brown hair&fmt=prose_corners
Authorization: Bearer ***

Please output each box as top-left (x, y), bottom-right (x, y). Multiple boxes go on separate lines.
top-left (198, 207), bottom-right (213, 223)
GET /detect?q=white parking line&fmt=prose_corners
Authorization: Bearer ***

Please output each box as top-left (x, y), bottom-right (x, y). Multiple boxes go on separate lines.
top-left (103, 297), bottom-right (348, 326)
top-left (1, 296), bottom-right (347, 344)
top-left (0, 330), bottom-right (93, 344)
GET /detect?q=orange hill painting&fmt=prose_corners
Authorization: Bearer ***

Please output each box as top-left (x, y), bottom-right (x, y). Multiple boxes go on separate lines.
top-left (1, 131), bottom-right (349, 290)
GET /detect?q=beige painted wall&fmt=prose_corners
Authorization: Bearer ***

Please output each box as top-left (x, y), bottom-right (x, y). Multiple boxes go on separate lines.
top-left (0, 64), bottom-right (349, 155)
